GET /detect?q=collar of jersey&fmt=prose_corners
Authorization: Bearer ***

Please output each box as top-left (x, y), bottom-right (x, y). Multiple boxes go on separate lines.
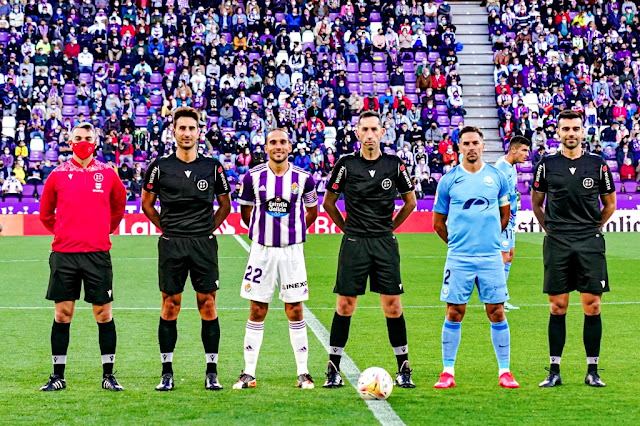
top-left (459, 162), bottom-right (485, 174)
top-left (70, 158), bottom-right (95, 170)
top-left (267, 163), bottom-right (291, 177)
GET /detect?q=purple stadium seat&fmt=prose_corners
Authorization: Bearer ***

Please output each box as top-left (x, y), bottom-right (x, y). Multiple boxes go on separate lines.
top-left (329, 12), bottom-right (339, 21)
top-left (415, 51), bottom-right (428, 63)
top-left (150, 94), bottom-right (163, 107)
top-left (0, 32), bottom-right (8, 44)
top-left (519, 173), bottom-right (533, 182)
top-left (404, 82), bottom-right (417, 93)
top-left (374, 62), bottom-right (387, 73)
top-left (375, 73), bottom-right (389, 83)
top-left (450, 115), bottom-right (464, 127)
top-left (436, 115), bottom-right (450, 128)
top-left (302, 42), bottom-right (315, 52)
top-left (428, 52), bottom-right (440, 62)
top-left (519, 161), bottom-right (533, 173)
top-left (351, 116), bottom-right (360, 126)
top-left (506, 32), bottom-right (516, 40)
top-left (402, 62), bottom-right (415, 73)
top-left (611, 172), bottom-right (620, 182)
top-left (250, 94), bottom-right (262, 104)
top-left (347, 73), bottom-right (359, 83)
top-left (78, 105), bottom-right (91, 116)
top-left (64, 83), bottom-right (76, 94)
top-left (150, 73), bottom-right (163, 84)
top-left (517, 181), bottom-right (528, 193)
top-left (164, 62), bottom-right (177, 74)
top-left (62, 105), bottom-right (77, 116)
top-left (424, 23), bottom-right (437, 32)
top-left (45, 150), bottom-right (59, 161)
top-left (402, 51), bottom-right (414, 62)
top-left (406, 93), bottom-right (419, 104)
top-left (606, 160), bottom-right (618, 172)
top-left (134, 116), bottom-right (148, 127)
top-left (275, 12), bottom-right (285, 22)
top-left (360, 62), bottom-right (373, 73)
top-left (622, 181), bottom-right (636, 193)
top-left (376, 83), bottom-right (389, 94)
top-left (404, 72), bottom-right (416, 83)
top-left (63, 95), bottom-right (76, 105)
top-left (135, 104), bottom-right (149, 117)
top-left (29, 150), bottom-right (44, 161)
top-left (435, 93), bottom-right (446, 104)
top-left (248, 52), bottom-right (261, 62)
top-left (150, 83), bottom-right (162, 91)
top-left (361, 72), bottom-right (373, 83)
top-left (79, 73), bottom-right (92, 84)
top-left (223, 32), bottom-right (233, 43)
top-left (107, 83), bottom-right (120, 94)
top-left (436, 104), bottom-right (448, 115)
top-left (431, 173), bottom-right (442, 182)
top-left (348, 83), bottom-right (360, 94)
top-left (370, 11), bottom-right (381, 22)
top-left (361, 82), bottom-right (375, 94)
top-left (347, 62), bottom-right (359, 73)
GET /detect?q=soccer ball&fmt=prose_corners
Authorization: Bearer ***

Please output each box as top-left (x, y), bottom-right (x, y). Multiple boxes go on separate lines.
top-left (357, 367), bottom-right (393, 400)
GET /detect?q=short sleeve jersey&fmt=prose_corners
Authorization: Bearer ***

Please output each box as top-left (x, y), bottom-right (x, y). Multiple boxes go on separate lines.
top-left (494, 155), bottom-right (518, 227)
top-left (143, 153), bottom-right (230, 237)
top-left (434, 164), bottom-right (510, 256)
top-left (237, 163), bottom-right (317, 247)
top-left (326, 152), bottom-right (414, 237)
top-left (532, 153), bottom-right (614, 234)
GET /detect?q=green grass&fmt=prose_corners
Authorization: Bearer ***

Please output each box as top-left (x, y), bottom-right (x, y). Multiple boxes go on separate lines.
top-left (1, 233), bottom-right (639, 424)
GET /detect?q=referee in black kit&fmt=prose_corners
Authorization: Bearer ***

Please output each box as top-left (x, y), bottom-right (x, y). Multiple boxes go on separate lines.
top-left (322, 110), bottom-right (417, 389)
top-left (142, 107), bottom-right (231, 391)
top-left (532, 110), bottom-right (616, 388)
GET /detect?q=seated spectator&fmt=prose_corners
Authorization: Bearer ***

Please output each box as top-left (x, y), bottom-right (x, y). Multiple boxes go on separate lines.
top-left (1, 172), bottom-right (23, 202)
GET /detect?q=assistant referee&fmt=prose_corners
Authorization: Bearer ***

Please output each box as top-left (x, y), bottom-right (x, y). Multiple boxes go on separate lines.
top-left (142, 107), bottom-right (231, 391)
top-left (322, 110), bottom-right (417, 389)
top-left (532, 109), bottom-right (616, 388)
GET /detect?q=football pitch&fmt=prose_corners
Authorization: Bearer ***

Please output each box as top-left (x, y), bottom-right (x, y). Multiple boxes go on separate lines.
top-left (1, 233), bottom-right (639, 425)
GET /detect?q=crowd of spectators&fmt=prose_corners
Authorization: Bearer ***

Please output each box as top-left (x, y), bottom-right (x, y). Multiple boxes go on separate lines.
top-left (487, 0), bottom-right (640, 193)
top-left (0, 0), bottom-right (473, 203)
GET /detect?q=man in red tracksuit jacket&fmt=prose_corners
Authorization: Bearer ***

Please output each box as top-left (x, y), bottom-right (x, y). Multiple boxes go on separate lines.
top-left (39, 122), bottom-right (126, 392)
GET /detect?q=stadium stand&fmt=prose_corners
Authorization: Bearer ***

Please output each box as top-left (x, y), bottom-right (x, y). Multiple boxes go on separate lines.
top-left (487, 0), bottom-right (640, 195)
top-left (0, 0), bottom-right (469, 202)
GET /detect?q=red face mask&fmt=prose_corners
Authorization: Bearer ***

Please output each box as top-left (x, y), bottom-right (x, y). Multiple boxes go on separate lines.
top-left (72, 141), bottom-right (95, 160)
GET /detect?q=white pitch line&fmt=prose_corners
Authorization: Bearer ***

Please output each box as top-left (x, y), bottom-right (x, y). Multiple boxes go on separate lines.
top-left (2, 301), bottom-right (640, 311)
top-left (232, 235), bottom-right (405, 426)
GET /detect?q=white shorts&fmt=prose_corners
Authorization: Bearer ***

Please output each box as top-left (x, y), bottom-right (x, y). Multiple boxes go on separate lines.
top-left (240, 242), bottom-right (309, 304)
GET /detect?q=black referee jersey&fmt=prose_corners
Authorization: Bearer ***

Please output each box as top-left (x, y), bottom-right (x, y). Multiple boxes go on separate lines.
top-left (143, 153), bottom-right (230, 237)
top-left (326, 152), bottom-right (414, 237)
top-left (533, 152), bottom-right (615, 234)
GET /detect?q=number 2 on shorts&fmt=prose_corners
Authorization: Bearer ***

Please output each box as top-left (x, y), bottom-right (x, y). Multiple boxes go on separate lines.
top-left (244, 266), bottom-right (263, 284)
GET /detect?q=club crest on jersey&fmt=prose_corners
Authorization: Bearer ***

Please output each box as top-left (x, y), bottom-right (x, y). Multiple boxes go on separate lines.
top-left (291, 182), bottom-right (299, 194)
top-left (266, 196), bottom-right (291, 217)
top-left (93, 173), bottom-right (104, 182)
top-left (484, 176), bottom-right (494, 186)
top-left (381, 178), bottom-right (392, 190)
top-left (197, 179), bottom-right (208, 191)
top-left (245, 283), bottom-right (251, 292)
top-left (583, 178), bottom-right (594, 189)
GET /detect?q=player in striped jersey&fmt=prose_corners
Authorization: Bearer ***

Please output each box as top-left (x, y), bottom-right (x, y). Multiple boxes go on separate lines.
top-left (233, 128), bottom-right (318, 390)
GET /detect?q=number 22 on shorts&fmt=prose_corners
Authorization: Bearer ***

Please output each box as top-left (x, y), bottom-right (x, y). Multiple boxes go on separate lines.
top-left (244, 266), bottom-right (263, 284)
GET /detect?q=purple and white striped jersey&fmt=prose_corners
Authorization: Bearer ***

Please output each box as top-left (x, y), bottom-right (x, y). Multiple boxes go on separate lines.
top-left (238, 164), bottom-right (317, 247)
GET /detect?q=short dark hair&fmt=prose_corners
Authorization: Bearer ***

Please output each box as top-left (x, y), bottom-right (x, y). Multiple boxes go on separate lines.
top-left (458, 126), bottom-right (484, 141)
top-left (172, 107), bottom-right (199, 127)
top-left (557, 109), bottom-right (583, 126)
top-left (357, 110), bottom-right (382, 126)
top-left (266, 127), bottom-right (291, 143)
top-left (509, 135), bottom-right (531, 149)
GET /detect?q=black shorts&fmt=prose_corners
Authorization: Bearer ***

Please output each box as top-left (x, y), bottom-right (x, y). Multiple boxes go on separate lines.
top-left (158, 234), bottom-right (220, 295)
top-left (334, 234), bottom-right (403, 296)
top-left (543, 232), bottom-right (610, 295)
top-left (46, 251), bottom-right (114, 305)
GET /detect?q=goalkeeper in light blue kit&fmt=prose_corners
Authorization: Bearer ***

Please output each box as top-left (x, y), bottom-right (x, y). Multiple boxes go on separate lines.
top-left (493, 136), bottom-right (532, 311)
top-left (432, 126), bottom-right (520, 389)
